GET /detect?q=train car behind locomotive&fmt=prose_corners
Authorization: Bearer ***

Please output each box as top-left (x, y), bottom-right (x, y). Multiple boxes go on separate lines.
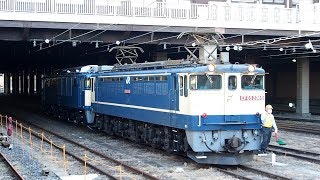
top-left (42, 65), bottom-right (103, 124)
top-left (42, 60), bottom-right (265, 165)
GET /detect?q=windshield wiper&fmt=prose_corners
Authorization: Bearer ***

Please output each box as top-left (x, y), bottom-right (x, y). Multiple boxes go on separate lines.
top-left (249, 74), bottom-right (257, 87)
top-left (205, 73), bottom-right (213, 84)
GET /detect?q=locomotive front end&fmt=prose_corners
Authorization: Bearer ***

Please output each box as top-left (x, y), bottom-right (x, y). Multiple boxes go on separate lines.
top-left (182, 64), bottom-right (265, 165)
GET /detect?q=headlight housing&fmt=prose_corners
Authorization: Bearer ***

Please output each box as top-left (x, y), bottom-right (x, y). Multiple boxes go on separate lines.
top-left (248, 64), bottom-right (255, 72)
top-left (207, 64), bottom-right (215, 72)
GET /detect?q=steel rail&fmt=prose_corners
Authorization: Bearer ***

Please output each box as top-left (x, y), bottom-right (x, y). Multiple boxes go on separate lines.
top-left (239, 165), bottom-right (292, 180)
top-left (267, 146), bottom-right (320, 164)
top-left (277, 125), bottom-right (320, 135)
top-left (65, 150), bottom-right (118, 180)
top-left (0, 152), bottom-right (25, 180)
top-left (275, 117), bottom-right (320, 123)
top-left (215, 165), bottom-right (292, 180)
top-left (215, 167), bottom-right (253, 180)
top-left (13, 120), bottom-right (159, 180)
top-left (277, 123), bottom-right (320, 130)
top-left (268, 145), bottom-right (320, 157)
top-left (277, 121), bottom-right (320, 127)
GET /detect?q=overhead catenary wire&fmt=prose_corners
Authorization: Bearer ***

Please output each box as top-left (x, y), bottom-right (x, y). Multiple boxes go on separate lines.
top-left (94, 25), bottom-right (172, 50)
top-left (273, 53), bottom-right (320, 60)
top-left (46, 23), bottom-right (81, 43)
top-left (228, 31), bottom-right (320, 47)
top-left (113, 26), bottom-right (228, 48)
top-left (85, 25), bottom-right (232, 55)
top-left (32, 22), bottom-right (82, 48)
top-left (35, 24), bottom-right (116, 52)
top-left (124, 29), bottom-right (320, 50)
top-left (222, 29), bottom-right (267, 40)
top-left (261, 50), bottom-right (320, 57)
top-left (254, 38), bottom-right (320, 48)
top-left (83, 34), bottom-right (180, 56)
top-left (82, 28), bottom-right (269, 56)
top-left (218, 32), bottom-right (320, 53)
top-left (35, 0), bottom-right (158, 52)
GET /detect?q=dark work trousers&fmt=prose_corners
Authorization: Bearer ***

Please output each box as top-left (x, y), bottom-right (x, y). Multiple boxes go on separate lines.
top-left (261, 127), bottom-right (272, 151)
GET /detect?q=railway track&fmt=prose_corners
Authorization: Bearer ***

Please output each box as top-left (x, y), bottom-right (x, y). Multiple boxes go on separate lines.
top-left (13, 119), bottom-right (159, 180)
top-left (215, 145), bottom-right (320, 179)
top-left (215, 165), bottom-right (292, 180)
top-left (277, 121), bottom-right (320, 135)
top-left (268, 145), bottom-right (320, 164)
top-left (0, 152), bottom-right (25, 180)
top-left (11, 114), bottom-right (296, 180)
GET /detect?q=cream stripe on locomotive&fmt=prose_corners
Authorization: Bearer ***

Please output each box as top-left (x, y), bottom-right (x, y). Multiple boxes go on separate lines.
top-left (97, 73), bottom-right (171, 78)
top-left (93, 101), bottom-right (174, 113)
top-left (92, 101), bottom-right (241, 116)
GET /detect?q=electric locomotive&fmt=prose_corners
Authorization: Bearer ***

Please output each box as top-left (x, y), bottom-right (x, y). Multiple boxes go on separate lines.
top-left (42, 60), bottom-right (265, 165)
top-left (42, 65), bottom-right (111, 124)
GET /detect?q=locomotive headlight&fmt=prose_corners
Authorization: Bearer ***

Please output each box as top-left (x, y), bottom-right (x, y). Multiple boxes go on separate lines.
top-left (242, 131), bottom-right (248, 139)
top-left (248, 64), bottom-right (255, 72)
top-left (252, 129), bottom-right (259, 136)
top-left (207, 64), bottom-right (215, 72)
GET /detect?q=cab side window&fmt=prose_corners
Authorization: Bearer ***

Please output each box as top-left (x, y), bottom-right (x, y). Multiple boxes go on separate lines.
top-left (179, 76), bottom-right (183, 96)
top-left (228, 76), bottom-right (237, 90)
top-left (184, 75), bottom-right (188, 97)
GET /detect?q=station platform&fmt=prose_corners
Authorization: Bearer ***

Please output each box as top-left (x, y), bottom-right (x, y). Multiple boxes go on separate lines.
top-left (274, 112), bottom-right (320, 123)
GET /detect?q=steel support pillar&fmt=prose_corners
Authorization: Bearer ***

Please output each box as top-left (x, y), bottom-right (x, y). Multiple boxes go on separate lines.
top-left (296, 58), bottom-right (310, 115)
top-left (36, 73), bottom-right (43, 96)
top-left (3, 73), bottom-right (9, 94)
top-left (29, 71), bottom-right (35, 95)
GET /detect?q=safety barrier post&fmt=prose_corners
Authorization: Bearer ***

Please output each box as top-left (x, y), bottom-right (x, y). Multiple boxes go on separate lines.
top-left (119, 165), bottom-right (122, 180)
top-left (20, 123), bottom-right (24, 152)
top-left (28, 127), bottom-right (33, 159)
top-left (84, 154), bottom-right (87, 180)
top-left (40, 133), bottom-right (44, 158)
top-left (5, 115), bottom-right (7, 128)
top-left (14, 120), bottom-right (18, 144)
top-left (50, 140), bottom-right (53, 160)
top-left (0, 114), bottom-right (2, 127)
top-left (0, 115), bottom-right (2, 135)
top-left (63, 145), bottom-right (66, 175)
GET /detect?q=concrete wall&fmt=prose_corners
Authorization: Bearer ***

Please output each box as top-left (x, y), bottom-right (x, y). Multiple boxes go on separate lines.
top-left (275, 72), bottom-right (297, 98)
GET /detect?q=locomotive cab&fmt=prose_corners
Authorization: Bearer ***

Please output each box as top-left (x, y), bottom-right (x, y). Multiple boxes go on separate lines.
top-left (182, 64), bottom-right (265, 164)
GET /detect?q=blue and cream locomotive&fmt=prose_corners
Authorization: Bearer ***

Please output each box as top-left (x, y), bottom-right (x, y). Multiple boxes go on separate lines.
top-left (42, 60), bottom-right (265, 165)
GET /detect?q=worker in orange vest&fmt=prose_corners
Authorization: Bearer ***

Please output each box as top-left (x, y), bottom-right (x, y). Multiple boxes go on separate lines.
top-left (260, 104), bottom-right (278, 153)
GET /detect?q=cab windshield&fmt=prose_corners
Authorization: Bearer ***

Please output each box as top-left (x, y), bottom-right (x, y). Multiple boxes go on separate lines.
top-left (241, 75), bottom-right (264, 90)
top-left (190, 74), bottom-right (221, 90)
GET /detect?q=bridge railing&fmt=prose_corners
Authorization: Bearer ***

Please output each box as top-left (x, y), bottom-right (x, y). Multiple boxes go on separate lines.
top-left (0, 0), bottom-right (319, 31)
